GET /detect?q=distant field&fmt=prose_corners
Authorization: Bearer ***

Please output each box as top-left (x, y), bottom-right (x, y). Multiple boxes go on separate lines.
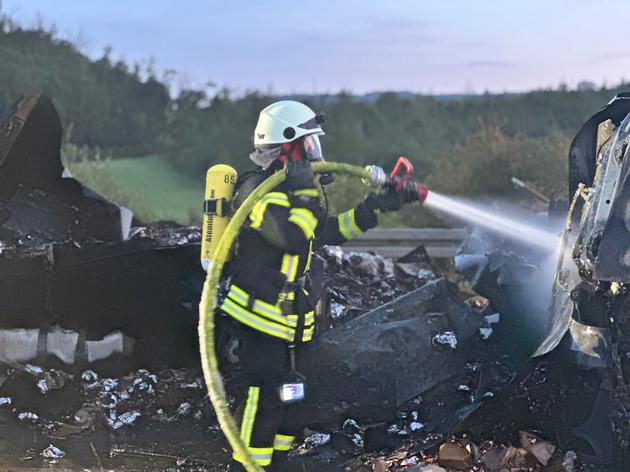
top-left (67, 155), bottom-right (204, 224)
top-left (66, 154), bottom-right (442, 228)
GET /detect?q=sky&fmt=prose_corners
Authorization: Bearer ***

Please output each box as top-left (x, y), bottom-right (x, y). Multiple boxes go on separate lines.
top-left (3, 0), bottom-right (630, 95)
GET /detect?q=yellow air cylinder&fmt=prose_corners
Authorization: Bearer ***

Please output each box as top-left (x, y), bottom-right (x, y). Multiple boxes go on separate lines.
top-left (201, 164), bottom-right (237, 271)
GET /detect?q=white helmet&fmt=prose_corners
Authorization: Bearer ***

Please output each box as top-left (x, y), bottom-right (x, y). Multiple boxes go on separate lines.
top-left (253, 100), bottom-right (325, 146)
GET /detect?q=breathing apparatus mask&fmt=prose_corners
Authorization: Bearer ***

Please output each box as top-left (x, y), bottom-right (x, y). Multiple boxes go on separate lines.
top-left (249, 133), bottom-right (334, 184)
top-left (303, 134), bottom-right (333, 185)
top-left (303, 134), bottom-right (324, 162)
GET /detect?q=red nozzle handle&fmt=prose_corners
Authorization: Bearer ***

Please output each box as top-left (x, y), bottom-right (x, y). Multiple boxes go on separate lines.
top-left (389, 157), bottom-right (414, 191)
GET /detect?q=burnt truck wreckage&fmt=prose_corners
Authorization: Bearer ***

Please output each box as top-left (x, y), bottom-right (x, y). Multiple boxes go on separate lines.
top-left (1, 93), bottom-right (630, 470)
top-left (456, 93), bottom-right (630, 468)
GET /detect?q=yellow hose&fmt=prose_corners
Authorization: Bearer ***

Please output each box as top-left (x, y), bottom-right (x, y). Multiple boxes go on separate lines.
top-left (198, 162), bottom-right (372, 471)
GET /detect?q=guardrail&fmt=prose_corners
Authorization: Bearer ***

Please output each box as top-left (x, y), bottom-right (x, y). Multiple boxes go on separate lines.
top-left (341, 228), bottom-right (468, 258)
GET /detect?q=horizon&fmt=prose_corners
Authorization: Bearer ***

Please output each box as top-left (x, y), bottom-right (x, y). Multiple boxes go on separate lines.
top-left (2, 1), bottom-right (629, 96)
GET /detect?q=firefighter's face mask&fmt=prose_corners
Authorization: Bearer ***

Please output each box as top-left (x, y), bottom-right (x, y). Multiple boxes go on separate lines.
top-left (304, 133), bottom-right (334, 184)
top-left (303, 134), bottom-right (324, 162)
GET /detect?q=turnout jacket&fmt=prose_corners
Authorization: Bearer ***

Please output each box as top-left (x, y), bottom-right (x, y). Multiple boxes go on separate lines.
top-left (220, 169), bottom-right (377, 343)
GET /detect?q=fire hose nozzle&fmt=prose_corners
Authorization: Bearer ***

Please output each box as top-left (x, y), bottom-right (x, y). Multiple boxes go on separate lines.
top-left (365, 163), bottom-right (429, 203)
top-left (403, 181), bottom-right (428, 204)
top-left (414, 183), bottom-right (429, 204)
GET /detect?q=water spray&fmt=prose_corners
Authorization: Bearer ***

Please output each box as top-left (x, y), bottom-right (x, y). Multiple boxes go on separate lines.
top-left (423, 193), bottom-right (560, 251)
top-left (367, 158), bottom-right (561, 252)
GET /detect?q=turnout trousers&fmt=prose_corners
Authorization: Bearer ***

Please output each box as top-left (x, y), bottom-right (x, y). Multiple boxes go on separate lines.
top-left (219, 316), bottom-right (303, 470)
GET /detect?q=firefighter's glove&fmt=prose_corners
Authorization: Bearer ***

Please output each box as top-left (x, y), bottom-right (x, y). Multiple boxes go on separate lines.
top-left (285, 160), bottom-right (314, 190)
top-left (365, 188), bottom-right (404, 213)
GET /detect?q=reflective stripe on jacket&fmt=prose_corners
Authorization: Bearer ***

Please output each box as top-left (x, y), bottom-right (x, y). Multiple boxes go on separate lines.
top-left (222, 170), bottom-right (377, 342)
top-left (221, 284), bottom-right (315, 342)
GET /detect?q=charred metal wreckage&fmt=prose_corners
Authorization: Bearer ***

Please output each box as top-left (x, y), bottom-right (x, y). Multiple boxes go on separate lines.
top-left (0, 94), bottom-right (204, 370)
top-left (1, 93), bottom-right (630, 469)
top-left (456, 94), bottom-right (630, 467)
top-left (550, 94), bottom-right (630, 465)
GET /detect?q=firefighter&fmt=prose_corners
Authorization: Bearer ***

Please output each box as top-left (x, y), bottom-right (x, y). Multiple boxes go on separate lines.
top-left (222, 101), bottom-right (416, 471)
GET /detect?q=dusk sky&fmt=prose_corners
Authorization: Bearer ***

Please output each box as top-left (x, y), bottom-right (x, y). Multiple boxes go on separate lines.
top-left (4, 1), bottom-right (630, 95)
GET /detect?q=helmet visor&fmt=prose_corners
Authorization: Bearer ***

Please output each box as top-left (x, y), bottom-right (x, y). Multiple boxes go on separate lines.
top-left (304, 134), bottom-right (324, 162)
top-left (298, 114), bottom-right (326, 131)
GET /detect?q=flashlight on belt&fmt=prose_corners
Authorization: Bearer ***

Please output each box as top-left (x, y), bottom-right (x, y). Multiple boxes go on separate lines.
top-left (279, 344), bottom-right (306, 404)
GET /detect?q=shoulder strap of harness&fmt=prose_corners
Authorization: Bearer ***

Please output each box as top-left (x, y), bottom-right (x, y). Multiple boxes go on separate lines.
top-left (232, 168), bottom-right (272, 213)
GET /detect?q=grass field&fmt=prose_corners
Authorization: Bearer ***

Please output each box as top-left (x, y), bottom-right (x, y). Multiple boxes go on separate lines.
top-left (67, 155), bottom-right (204, 224)
top-left (66, 154), bottom-right (442, 228)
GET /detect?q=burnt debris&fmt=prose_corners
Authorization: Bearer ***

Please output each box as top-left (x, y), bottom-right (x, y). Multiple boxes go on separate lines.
top-left (0, 95), bottom-right (131, 244)
top-left (0, 95), bottom-right (205, 369)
